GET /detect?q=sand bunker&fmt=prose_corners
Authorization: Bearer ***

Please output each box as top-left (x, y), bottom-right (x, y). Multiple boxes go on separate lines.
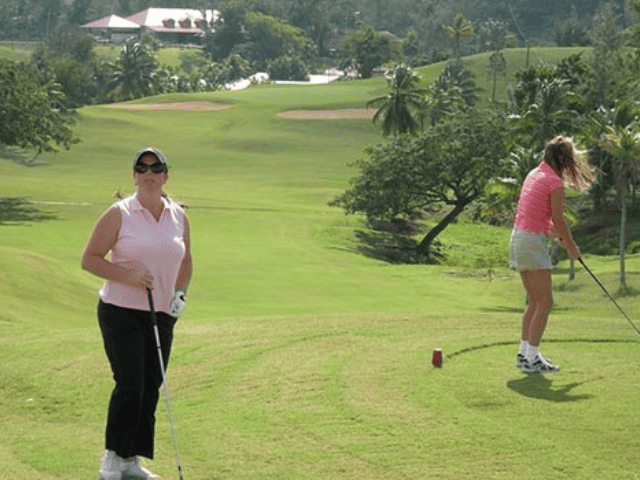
top-left (277, 109), bottom-right (375, 119)
top-left (107, 101), bottom-right (232, 111)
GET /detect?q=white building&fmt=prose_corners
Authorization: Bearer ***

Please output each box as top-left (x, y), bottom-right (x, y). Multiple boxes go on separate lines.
top-left (83, 8), bottom-right (219, 44)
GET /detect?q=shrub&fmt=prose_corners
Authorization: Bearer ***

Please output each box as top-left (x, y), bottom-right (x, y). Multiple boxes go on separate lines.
top-left (267, 55), bottom-right (309, 81)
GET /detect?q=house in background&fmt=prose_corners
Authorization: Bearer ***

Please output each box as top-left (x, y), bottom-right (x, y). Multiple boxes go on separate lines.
top-left (82, 8), bottom-right (218, 45)
top-left (81, 14), bottom-right (141, 43)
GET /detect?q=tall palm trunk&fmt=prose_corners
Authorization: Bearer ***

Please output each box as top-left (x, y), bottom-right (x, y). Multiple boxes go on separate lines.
top-left (620, 187), bottom-right (627, 290)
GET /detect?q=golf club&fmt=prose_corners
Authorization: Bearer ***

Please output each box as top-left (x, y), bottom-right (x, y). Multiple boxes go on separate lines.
top-left (578, 257), bottom-right (640, 337)
top-left (146, 288), bottom-right (185, 480)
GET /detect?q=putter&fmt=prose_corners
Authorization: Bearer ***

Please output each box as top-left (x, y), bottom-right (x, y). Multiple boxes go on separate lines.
top-left (147, 288), bottom-right (185, 480)
top-left (578, 257), bottom-right (640, 337)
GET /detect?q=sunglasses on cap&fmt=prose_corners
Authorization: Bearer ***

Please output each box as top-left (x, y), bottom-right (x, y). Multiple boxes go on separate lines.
top-left (134, 162), bottom-right (167, 174)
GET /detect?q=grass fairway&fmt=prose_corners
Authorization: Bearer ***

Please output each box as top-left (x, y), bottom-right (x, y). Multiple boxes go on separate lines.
top-left (1, 71), bottom-right (640, 479)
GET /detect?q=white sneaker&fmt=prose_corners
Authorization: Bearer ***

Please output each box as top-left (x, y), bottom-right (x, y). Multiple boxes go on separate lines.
top-left (521, 354), bottom-right (560, 374)
top-left (122, 458), bottom-right (159, 478)
top-left (100, 450), bottom-right (124, 480)
top-left (515, 352), bottom-right (553, 369)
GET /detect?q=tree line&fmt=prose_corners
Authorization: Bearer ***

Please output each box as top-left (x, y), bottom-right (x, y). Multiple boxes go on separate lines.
top-left (0, 0), bottom-right (630, 49)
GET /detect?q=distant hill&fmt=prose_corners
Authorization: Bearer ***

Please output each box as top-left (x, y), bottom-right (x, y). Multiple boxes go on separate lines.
top-left (460, 0), bottom-right (627, 45)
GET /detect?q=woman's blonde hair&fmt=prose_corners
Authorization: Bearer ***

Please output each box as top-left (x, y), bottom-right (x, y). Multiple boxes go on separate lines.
top-left (543, 136), bottom-right (594, 192)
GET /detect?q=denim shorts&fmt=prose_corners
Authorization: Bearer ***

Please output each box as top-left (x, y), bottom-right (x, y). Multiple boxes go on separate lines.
top-left (509, 228), bottom-right (552, 271)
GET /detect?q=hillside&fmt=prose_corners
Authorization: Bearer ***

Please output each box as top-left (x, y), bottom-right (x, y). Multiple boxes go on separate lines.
top-left (460, 0), bottom-right (627, 45)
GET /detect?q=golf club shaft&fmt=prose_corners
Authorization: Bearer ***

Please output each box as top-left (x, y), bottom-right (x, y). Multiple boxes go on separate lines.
top-left (578, 258), bottom-right (640, 337)
top-left (147, 288), bottom-right (185, 480)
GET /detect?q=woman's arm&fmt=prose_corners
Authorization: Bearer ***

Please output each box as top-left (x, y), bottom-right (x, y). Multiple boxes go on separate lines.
top-left (81, 206), bottom-right (154, 290)
top-left (550, 188), bottom-right (581, 260)
top-left (174, 213), bottom-right (192, 293)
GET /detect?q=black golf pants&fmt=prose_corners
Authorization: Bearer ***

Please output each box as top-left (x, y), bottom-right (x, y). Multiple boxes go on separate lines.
top-left (98, 300), bottom-right (177, 460)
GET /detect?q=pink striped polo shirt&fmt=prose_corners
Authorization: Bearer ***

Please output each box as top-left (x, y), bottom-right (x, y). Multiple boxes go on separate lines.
top-left (514, 161), bottom-right (564, 234)
top-left (99, 194), bottom-right (186, 314)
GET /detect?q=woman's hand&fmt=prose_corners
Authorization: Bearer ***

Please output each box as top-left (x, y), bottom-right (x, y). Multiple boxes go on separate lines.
top-left (566, 244), bottom-right (581, 260)
top-left (120, 261), bottom-right (154, 291)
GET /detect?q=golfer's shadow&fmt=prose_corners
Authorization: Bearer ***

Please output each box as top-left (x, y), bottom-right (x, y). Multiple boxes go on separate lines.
top-left (507, 375), bottom-right (595, 402)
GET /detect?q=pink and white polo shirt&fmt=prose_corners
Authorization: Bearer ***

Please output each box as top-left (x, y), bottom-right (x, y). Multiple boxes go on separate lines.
top-left (99, 194), bottom-right (186, 314)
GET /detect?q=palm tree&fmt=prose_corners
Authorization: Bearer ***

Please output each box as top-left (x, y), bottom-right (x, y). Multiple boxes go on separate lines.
top-left (443, 13), bottom-right (474, 60)
top-left (509, 78), bottom-right (581, 150)
top-left (367, 64), bottom-right (426, 137)
top-left (579, 102), bottom-right (640, 211)
top-left (106, 40), bottom-right (158, 101)
top-left (487, 50), bottom-right (507, 102)
top-left (424, 63), bottom-right (477, 126)
top-left (600, 124), bottom-right (640, 290)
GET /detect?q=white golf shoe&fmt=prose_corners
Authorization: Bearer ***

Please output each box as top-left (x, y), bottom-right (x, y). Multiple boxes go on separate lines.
top-left (122, 457), bottom-right (159, 478)
top-left (100, 450), bottom-right (124, 480)
top-left (521, 354), bottom-right (560, 374)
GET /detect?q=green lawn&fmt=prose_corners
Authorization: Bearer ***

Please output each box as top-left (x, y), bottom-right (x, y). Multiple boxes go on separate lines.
top-left (1, 55), bottom-right (639, 479)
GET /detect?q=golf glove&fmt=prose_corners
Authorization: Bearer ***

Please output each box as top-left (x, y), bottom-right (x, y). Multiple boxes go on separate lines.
top-left (169, 290), bottom-right (186, 318)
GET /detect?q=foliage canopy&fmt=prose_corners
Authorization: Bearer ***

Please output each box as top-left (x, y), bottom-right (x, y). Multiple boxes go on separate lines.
top-left (0, 59), bottom-right (78, 159)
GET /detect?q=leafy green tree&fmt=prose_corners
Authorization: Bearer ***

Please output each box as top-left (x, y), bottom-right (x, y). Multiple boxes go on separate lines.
top-left (105, 39), bottom-right (158, 101)
top-left (424, 62), bottom-right (477, 126)
top-left (221, 53), bottom-right (251, 83)
top-left (367, 64), bottom-right (426, 137)
top-left (67, 0), bottom-right (93, 26)
top-left (29, 25), bottom-right (97, 108)
top-left (203, 0), bottom-right (259, 62)
top-left (179, 49), bottom-right (211, 74)
top-left (342, 24), bottom-right (401, 79)
top-left (508, 64), bottom-right (558, 114)
top-left (443, 12), bottom-right (474, 59)
top-left (42, 24), bottom-right (95, 64)
top-left (331, 108), bottom-right (509, 259)
top-left (554, 6), bottom-right (590, 46)
top-left (0, 59), bottom-right (78, 161)
top-left (487, 51), bottom-right (507, 102)
top-left (476, 18), bottom-right (507, 53)
top-left (268, 55), bottom-right (309, 81)
top-left (578, 102), bottom-right (640, 210)
top-left (285, 0), bottom-right (332, 54)
top-left (243, 11), bottom-right (312, 70)
top-left (402, 29), bottom-right (421, 59)
top-left (509, 78), bottom-right (581, 150)
top-left (600, 123), bottom-right (640, 290)
top-left (45, 55), bottom-right (96, 108)
top-left (588, 1), bottom-right (625, 108)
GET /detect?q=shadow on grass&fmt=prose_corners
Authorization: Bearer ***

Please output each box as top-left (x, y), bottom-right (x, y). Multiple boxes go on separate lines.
top-left (506, 375), bottom-right (596, 402)
top-left (0, 198), bottom-right (58, 225)
top-left (481, 306), bottom-right (524, 314)
top-left (350, 229), bottom-right (440, 264)
top-left (448, 338), bottom-right (638, 361)
top-left (481, 305), bottom-right (575, 314)
top-left (0, 146), bottom-right (49, 166)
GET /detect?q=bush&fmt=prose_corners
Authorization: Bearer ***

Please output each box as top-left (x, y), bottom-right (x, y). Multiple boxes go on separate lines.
top-left (267, 55), bottom-right (309, 81)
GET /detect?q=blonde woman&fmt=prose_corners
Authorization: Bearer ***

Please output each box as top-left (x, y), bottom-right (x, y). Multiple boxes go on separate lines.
top-left (510, 136), bottom-right (593, 374)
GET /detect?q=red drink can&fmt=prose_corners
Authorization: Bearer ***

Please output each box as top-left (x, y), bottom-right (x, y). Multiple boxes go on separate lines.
top-left (432, 348), bottom-right (443, 367)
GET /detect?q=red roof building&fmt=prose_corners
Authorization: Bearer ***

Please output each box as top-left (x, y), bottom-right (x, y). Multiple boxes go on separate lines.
top-left (127, 8), bottom-right (218, 43)
top-left (83, 8), bottom-right (218, 44)
top-left (81, 15), bottom-right (141, 43)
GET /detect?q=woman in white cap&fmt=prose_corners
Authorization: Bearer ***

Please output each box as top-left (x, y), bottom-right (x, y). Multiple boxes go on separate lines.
top-left (82, 147), bottom-right (192, 479)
